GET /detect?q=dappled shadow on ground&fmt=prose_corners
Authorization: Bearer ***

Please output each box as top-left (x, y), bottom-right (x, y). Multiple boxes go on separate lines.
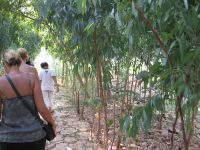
top-left (45, 88), bottom-right (100, 150)
top-left (82, 98), bottom-right (200, 149)
top-left (46, 87), bottom-right (200, 150)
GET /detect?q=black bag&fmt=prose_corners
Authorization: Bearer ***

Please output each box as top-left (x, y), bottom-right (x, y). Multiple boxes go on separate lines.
top-left (43, 123), bottom-right (56, 141)
top-left (5, 75), bottom-right (56, 141)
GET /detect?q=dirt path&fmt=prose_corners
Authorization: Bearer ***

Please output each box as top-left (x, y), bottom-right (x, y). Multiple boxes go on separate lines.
top-left (46, 88), bottom-right (100, 150)
top-left (45, 87), bottom-right (200, 150)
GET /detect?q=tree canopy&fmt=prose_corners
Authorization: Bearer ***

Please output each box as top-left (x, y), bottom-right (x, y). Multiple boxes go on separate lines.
top-left (0, 0), bottom-right (200, 149)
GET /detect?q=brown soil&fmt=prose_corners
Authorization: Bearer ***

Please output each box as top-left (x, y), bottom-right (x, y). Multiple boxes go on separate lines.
top-left (46, 87), bottom-right (200, 150)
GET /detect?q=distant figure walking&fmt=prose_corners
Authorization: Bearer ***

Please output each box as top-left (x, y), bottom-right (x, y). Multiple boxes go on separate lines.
top-left (0, 49), bottom-right (56, 150)
top-left (39, 62), bottom-right (59, 112)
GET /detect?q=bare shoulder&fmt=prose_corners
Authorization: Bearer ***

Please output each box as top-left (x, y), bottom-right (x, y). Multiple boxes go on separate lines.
top-left (0, 76), bottom-right (5, 83)
top-left (29, 65), bottom-right (38, 73)
top-left (0, 76), bottom-right (7, 88)
top-left (20, 63), bottom-right (38, 74)
top-left (26, 65), bottom-right (38, 75)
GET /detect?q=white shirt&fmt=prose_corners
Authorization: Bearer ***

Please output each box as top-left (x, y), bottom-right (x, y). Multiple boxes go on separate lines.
top-left (39, 69), bottom-right (56, 91)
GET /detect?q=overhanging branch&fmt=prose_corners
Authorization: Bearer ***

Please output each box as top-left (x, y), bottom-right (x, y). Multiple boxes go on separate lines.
top-left (135, 7), bottom-right (173, 67)
top-left (7, 9), bottom-right (57, 35)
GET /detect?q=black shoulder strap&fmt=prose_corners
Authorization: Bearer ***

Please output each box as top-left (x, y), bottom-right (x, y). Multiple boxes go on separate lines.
top-left (5, 75), bottom-right (43, 124)
top-left (5, 75), bottom-right (21, 97)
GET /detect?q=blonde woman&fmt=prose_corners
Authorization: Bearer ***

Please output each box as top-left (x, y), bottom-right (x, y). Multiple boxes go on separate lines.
top-left (0, 49), bottom-right (56, 150)
top-left (17, 48), bottom-right (38, 74)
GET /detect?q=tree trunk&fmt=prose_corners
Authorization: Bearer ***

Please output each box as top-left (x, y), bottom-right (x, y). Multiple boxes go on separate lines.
top-left (93, 24), bottom-right (108, 149)
top-left (76, 73), bottom-right (90, 98)
top-left (121, 54), bottom-right (132, 114)
top-left (61, 61), bottom-right (65, 83)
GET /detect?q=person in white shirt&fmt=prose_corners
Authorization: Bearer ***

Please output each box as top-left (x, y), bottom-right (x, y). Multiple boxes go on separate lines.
top-left (39, 62), bottom-right (59, 112)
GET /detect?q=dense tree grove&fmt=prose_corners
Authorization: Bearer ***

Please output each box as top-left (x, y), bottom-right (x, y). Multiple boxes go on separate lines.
top-left (0, 0), bottom-right (41, 58)
top-left (0, 0), bottom-right (200, 149)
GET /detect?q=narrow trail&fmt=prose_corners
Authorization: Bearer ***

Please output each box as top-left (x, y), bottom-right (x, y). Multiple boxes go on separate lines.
top-left (46, 88), bottom-right (100, 150)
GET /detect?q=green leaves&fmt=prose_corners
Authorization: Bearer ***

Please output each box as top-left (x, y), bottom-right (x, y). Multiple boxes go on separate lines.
top-left (77, 0), bottom-right (87, 15)
top-left (136, 71), bottom-right (149, 81)
top-left (136, 71), bottom-right (149, 88)
top-left (120, 95), bottom-right (165, 138)
top-left (0, 3), bottom-right (41, 57)
top-left (123, 116), bottom-right (131, 132)
top-left (92, 0), bottom-right (97, 8)
top-left (107, 119), bottom-right (113, 128)
top-left (129, 115), bottom-right (139, 138)
top-left (131, 1), bottom-right (138, 18)
top-left (84, 21), bottom-right (95, 36)
top-left (183, 0), bottom-right (189, 10)
top-left (9, 0), bottom-right (199, 147)
top-left (151, 95), bottom-right (165, 111)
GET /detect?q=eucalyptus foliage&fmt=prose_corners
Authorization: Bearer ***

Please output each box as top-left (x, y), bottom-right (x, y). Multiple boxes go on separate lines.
top-left (0, 0), bottom-right (41, 58)
top-left (1, 0), bottom-right (199, 148)
top-left (33, 0), bottom-right (200, 147)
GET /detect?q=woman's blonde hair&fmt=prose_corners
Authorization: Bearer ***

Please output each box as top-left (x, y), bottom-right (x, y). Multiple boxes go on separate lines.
top-left (2, 49), bottom-right (21, 66)
top-left (17, 48), bottom-right (28, 60)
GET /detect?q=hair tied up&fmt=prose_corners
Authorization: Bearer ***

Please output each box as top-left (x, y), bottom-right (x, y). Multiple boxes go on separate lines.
top-left (2, 49), bottom-right (21, 66)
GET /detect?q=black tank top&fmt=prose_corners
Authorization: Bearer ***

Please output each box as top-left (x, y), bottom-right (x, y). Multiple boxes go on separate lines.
top-left (0, 95), bottom-right (46, 142)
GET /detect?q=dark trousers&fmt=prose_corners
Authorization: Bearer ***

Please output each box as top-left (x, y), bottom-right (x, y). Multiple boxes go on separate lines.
top-left (0, 138), bottom-right (46, 150)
